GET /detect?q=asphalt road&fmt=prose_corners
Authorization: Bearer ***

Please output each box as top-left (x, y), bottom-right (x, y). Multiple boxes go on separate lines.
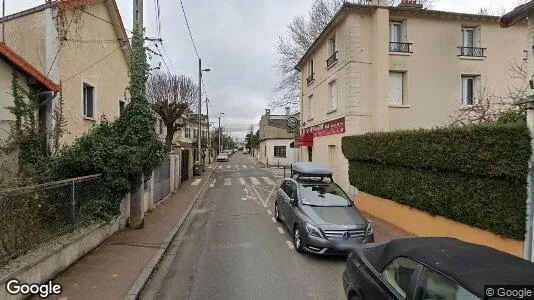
top-left (141, 152), bottom-right (347, 300)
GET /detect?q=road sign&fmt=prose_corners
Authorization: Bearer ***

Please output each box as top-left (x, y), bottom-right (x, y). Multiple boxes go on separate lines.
top-left (287, 117), bottom-right (298, 129)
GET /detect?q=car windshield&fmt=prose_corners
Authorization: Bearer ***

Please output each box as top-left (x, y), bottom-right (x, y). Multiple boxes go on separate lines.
top-left (299, 183), bottom-right (352, 207)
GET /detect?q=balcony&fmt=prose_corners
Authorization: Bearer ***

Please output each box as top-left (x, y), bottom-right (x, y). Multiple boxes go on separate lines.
top-left (306, 73), bottom-right (315, 85)
top-left (389, 42), bottom-right (413, 53)
top-left (326, 51), bottom-right (338, 68)
top-left (458, 46), bottom-right (486, 58)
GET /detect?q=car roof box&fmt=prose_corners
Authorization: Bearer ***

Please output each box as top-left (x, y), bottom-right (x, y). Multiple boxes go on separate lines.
top-left (291, 162), bottom-right (333, 178)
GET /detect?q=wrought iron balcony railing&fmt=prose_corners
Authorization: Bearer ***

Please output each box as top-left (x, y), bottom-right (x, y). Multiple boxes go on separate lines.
top-left (458, 46), bottom-right (486, 58)
top-left (306, 73), bottom-right (315, 85)
top-left (326, 51), bottom-right (338, 68)
top-left (389, 42), bottom-right (413, 53)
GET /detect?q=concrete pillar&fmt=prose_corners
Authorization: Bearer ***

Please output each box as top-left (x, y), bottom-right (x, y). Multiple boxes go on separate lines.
top-left (129, 176), bottom-right (145, 229)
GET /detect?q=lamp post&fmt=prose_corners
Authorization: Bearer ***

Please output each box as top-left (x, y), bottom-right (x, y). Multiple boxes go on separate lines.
top-left (197, 58), bottom-right (210, 167)
top-left (218, 113), bottom-right (224, 155)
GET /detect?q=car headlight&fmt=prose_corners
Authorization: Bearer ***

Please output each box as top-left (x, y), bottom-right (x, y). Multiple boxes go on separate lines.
top-left (305, 223), bottom-right (323, 238)
top-left (366, 220), bottom-right (373, 236)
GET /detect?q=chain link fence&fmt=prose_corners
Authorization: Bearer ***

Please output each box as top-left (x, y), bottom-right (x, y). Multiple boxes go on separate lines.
top-left (0, 174), bottom-right (102, 267)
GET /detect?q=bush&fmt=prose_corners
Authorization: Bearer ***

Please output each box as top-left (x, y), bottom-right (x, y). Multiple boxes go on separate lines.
top-left (342, 123), bottom-right (531, 240)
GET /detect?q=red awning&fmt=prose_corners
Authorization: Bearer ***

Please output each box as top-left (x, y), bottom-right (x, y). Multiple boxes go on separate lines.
top-left (298, 132), bottom-right (314, 147)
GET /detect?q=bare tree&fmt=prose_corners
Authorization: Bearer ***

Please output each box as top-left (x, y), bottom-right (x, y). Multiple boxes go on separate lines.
top-left (273, 0), bottom-right (435, 109)
top-left (147, 72), bottom-right (197, 149)
top-left (449, 59), bottom-right (529, 126)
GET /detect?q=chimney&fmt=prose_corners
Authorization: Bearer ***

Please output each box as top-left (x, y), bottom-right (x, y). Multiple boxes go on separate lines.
top-left (265, 109), bottom-right (270, 118)
top-left (398, 0), bottom-right (423, 9)
top-left (285, 107), bottom-right (290, 116)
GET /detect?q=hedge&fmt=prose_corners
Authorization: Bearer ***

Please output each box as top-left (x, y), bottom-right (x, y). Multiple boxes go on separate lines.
top-left (349, 161), bottom-right (526, 240)
top-left (342, 124), bottom-right (531, 240)
top-left (342, 124), bottom-right (531, 181)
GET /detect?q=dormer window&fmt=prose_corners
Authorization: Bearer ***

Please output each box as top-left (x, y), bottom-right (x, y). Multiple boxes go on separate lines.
top-left (307, 59), bottom-right (314, 85)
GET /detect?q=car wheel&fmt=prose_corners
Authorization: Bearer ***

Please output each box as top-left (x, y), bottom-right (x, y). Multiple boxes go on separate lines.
top-left (274, 203), bottom-right (282, 222)
top-left (293, 226), bottom-right (304, 253)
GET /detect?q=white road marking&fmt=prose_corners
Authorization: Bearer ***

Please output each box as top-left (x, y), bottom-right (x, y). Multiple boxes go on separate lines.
top-left (286, 241), bottom-right (295, 250)
top-left (274, 175), bottom-right (283, 178)
top-left (267, 210), bottom-right (272, 215)
top-left (277, 227), bottom-right (285, 234)
top-left (271, 217), bottom-right (276, 223)
top-left (242, 165), bottom-right (248, 169)
top-left (191, 179), bottom-right (202, 186)
top-left (224, 178), bottom-right (231, 185)
top-left (262, 177), bottom-right (275, 185)
top-left (210, 179), bottom-right (216, 187)
top-left (241, 197), bottom-right (248, 201)
top-left (207, 166), bottom-right (213, 169)
top-left (235, 165), bottom-right (240, 170)
top-left (239, 178), bottom-right (246, 185)
top-left (250, 177), bottom-right (260, 185)
top-left (218, 165), bottom-right (223, 169)
top-left (226, 165), bottom-right (231, 169)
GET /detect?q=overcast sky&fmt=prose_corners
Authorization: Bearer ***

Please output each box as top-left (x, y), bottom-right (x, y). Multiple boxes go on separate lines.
top-left (5, 0), bottom-right (523, 140)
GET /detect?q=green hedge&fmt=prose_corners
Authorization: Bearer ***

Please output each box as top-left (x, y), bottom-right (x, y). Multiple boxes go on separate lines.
top-left (349, 161), bottom-right (526, 240)
top-left (342, 124), bottom-right (531, 240)
top-left (342, 124), bottom-right (531, 181)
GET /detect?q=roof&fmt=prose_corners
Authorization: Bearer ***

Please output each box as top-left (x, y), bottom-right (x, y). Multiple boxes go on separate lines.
top-left (292, 162), bottom-right (333, 176)
top-left (367, 237), bottom-right (534, 297)
top-left (500, 0), bottom-right (534, 28)
top-left (0, 42), bottom-right (61, 92)
top-left (0, 0), bottom-right (131, 60)
top-left (296, 3), bottom-right (504, 70)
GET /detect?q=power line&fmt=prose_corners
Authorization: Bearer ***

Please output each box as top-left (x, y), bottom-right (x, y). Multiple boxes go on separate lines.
top-left (63, 47), bottom-right (122, 83)
top-left (46, 7), bottom-right (79, 77)
top-left (159, 41), bottom-right (176, 73)
top-left (178, 0), bottom-right (200, 59)
top-left (154, 43), bottom-right (171, 73)
top-left (80, 8), bottom-right (133, 33)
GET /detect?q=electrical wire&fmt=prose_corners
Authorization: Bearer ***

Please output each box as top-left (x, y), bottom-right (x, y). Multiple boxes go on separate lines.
top-left (62, 47), bottom-right (122, 83)
top-left (154, 43), bottom-right (171, 73)
top-left (80, 9), bottom-right (133, 33)
top-left (179, 0), bottom-right (200, 59)
top-left (46, 7), bottom-right (79, 77)
top-left (159, 40), bottom-right (176, 73)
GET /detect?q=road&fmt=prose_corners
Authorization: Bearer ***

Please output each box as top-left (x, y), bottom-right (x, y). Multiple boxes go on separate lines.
top-left (141, 152), bottom-right (347, 300)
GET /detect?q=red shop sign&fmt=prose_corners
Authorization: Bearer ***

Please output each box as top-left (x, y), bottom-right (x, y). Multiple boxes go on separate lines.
top-left (301, 117), bottom-right (345, 137)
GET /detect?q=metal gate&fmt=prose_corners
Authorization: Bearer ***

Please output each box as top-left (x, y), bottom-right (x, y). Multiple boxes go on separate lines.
top-left (181, 150), bottom-right (189, 183)
top-left (153, 157), bottom-right (170, 203)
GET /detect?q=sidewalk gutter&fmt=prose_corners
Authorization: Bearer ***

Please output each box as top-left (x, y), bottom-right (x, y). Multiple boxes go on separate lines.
top-left (124, 164), bottom-right (218, 300)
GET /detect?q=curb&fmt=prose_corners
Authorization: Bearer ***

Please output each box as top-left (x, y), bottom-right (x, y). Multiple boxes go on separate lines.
top-left (124, 164), bottom-right (218, 300)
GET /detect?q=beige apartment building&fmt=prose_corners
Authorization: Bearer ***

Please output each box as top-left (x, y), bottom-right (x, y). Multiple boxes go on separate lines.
top-left (0, 0), bottom-right (130, 147)
top-left (296, 0), bottom-right (527, 191)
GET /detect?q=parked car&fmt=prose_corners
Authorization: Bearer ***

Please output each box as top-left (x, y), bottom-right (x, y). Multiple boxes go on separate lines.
top-left (342, 237), bottom-right (534, 300)
top-left (216, 153), bottom-right (229, 162)
top-left (274, 162), bottom-right (373, 254)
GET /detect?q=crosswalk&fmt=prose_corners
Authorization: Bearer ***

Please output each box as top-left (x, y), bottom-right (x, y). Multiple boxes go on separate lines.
top-left (217, 165), bottom-right (251, 170)
top-left (192, 176), bottom-right (279, 187)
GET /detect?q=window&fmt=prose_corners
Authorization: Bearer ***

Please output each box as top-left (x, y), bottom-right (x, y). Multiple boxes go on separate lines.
top-left (390, 22), bottom-right (403, 43)
top-left (328, 36), bottom-right (336, 56)
top-left (461, 76), bottom-right (479, 106)
top-left (389, 72), bottom-right (404, 106)
top-left (193, 128), bottom-right (198, 138)
top-left (308, 60), bottom-right (314, 77)
top-left (282, 180), bottom-right (297, 200)
top-left (185, 127), bottom-right (191, 138)
top-left (382, 257), bottom-right (420, 299)
top-left (119, 100), bottom-right (125, 116)
top-left (416, 268), bottom-right (478, 300)
top-left (329, 80), bottom-right (337, 110)
top-left (461, 27), bottom-right (474, 48)
top-left (83, 83), bottom-right (95, 118)
top-left (308, 95), bottom-right (314, 120)
top-left (274, 146), bottom-right (287, 158)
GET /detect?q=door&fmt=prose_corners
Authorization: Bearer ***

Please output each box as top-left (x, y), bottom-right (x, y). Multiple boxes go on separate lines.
top-left (283, 181), bottom-right (298, 228)
top-left (181, 150), bottom-right (189, 182)
top-left (153, 157), bottom-right (171, 203)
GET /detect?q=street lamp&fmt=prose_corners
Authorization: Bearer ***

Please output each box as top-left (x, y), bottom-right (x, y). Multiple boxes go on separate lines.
top-left (218, 113), bottom-right (224, 155)
top-left (198, 59), bottom-right (211, 167)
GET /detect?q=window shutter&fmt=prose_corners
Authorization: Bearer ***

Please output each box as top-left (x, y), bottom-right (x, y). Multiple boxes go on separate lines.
top-left (389, 72), bottom-right (403, 105)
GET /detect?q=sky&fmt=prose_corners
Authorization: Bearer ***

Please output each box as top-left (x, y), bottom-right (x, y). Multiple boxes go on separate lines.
top-left (4, 0), bottom-right (523, 140)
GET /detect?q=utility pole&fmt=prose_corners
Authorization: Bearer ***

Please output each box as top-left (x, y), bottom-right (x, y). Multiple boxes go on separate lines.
top-left (206, 97), bottom-right (210, 163)
top-left (218, 115), bottom-right (222, 154)
top-left (134, 0), bottom-right (144, 31)
top-left (197, 59), bottom-right (202, 165)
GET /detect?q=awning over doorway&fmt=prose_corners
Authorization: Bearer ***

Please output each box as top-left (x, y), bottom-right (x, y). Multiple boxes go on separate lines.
top-left (298, 132), bottom-right (314, 147)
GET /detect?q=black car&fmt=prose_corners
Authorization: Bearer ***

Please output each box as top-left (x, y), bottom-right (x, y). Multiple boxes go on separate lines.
top-left (274, 162), bottom-right (374, 254)
top-left (343, 237), bottom-right (534, 300)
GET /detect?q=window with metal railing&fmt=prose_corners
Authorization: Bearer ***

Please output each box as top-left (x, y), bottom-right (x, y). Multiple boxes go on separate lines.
top-left (326, 51), bottom-right (338, 68)
top-left (457, 46), bottom-right (486, 58)
top-left (389, 42), bottom-right (412, 53)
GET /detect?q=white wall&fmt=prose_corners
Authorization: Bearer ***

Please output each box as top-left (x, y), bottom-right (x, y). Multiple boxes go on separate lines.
top-left (258, 139), bottom-right (296, 166)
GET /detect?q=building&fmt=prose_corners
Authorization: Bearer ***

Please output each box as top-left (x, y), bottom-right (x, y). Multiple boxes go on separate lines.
top-left (0, 0), bottom-right (130, 148)
top-left (258, 107), bottom-right (300, 166)
top-left (0, 42), bottom-right (61, 183)
top-left (296, 0), bottom-right (527, 190)
top-left (500, 0), bottom-right (534, 262)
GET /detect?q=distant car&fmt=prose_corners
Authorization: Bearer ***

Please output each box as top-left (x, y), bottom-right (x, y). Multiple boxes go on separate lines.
top-left (342, 237), bottom-right (534, 300)
top-left (216, 153), bottom-right (228, 162)
top-left (274, 162), bottom-right (373, 255)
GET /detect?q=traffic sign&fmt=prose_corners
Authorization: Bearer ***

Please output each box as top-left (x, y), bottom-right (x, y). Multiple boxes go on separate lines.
top-left (287, 117), bottom-right (298, 129)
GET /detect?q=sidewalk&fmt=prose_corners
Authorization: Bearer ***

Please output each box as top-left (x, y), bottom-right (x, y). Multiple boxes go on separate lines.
top-left (363, 212), bottom-right (415, 243)
top-left (50, 163), bottom-right (217, 300)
